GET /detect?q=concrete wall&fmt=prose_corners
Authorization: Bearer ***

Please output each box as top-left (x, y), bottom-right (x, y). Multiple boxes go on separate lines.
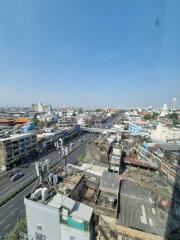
top-left (61, 223), bottom-right (91, 240)
top-left (24, 198), bottom-right (61, 240)
top-left (151, 123), bottom-right (180, 142)
top-left (24, 198), bottom-right (92, 240)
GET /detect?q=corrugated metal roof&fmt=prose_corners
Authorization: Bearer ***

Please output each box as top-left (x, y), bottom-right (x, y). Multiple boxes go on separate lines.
top-left (158, 143), bottom-right (180, 152)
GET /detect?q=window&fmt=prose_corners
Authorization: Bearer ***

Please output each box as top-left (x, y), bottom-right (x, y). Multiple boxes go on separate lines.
top-left (35, 233), bottom-right (46, 240)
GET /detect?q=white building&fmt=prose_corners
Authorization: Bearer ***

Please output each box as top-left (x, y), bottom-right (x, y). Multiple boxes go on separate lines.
top-left (77, 113), bottom-right (90, 127)
top-left (24, 191), bottom-right (94, 240)
top-left (32, 103), bottom-right (51, 113)
top-left (160, 104), bottom-right (168, 117)
top-left (151, 123), bottom-right (180, 143)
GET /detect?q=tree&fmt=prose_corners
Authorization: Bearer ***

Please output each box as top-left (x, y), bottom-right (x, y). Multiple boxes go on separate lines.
top-left (169, 113), bottom-right (179, 126)
top-left (5, 217), bottom-right (27, 240)
top-left (143, 114), bottom-right (152, 121)
top-left (169, 113), bottom-right (178, 120)
top-left (95, 109), bottom-right (102, 112)
top-left (152, 112), bottom-right (159, 119)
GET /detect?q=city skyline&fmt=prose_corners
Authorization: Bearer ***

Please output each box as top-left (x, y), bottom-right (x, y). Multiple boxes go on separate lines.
top-left (0, 0), bottom-right (180, 107)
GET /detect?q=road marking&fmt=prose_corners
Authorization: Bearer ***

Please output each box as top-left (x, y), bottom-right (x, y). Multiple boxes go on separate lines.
top-left (140, 205), bottom-right (147, 224)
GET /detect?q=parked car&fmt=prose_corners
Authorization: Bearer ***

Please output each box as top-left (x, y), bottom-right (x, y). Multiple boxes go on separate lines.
top-left (10, 172), bottom-right (24, 181)
top-left (8, 169), bottom-right (20, 177)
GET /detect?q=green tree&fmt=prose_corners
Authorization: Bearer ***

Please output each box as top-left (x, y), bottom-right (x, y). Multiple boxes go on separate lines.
top-left (152, 112), bottom-right (159, 119)
top-left (169, 113), bottom-right (178, 120)
top-left (5, 217), bottom-right (27, 240)
top-left (95, 109), bottom-right (102, 112)
top-left (143, 114), bottom-right (152, 121)
top-left (169, 113), bottom-right (179, 126)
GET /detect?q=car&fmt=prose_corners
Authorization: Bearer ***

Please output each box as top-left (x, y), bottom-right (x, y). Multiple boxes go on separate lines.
top-left (10, 172), bottom-right (24, 181)
top-left (8, 169), bottom-right (20, 177)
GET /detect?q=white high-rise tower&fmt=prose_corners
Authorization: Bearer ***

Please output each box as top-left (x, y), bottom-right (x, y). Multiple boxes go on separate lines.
top-left (172, 97), bottom-right (177, 111)
top-left (161, 104), bottom-right (168, 116)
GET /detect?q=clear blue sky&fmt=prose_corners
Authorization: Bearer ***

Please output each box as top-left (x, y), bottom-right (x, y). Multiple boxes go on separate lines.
top-left (0, 0), bottom-right (179, 108)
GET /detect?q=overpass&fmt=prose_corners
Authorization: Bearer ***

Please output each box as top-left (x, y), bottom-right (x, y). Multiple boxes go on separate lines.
top-left (82, 127), bottom-right (118, 134)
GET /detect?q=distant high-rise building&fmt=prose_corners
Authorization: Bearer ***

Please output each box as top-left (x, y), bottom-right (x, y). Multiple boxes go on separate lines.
top-left (32, 103), bottom-right (51, 112)
top-left (160, 104), bottom-right (168, 117)
top-left (172, 97), bottom-right (177, 111)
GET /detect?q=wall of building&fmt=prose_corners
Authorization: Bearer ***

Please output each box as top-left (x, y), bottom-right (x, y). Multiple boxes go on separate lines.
top-left (0, 133), bottom-right (37, 169)
top-left (25, 198), bottom-right (61, 240)
top-left (61, 220), bottom-right (91, 240)
top-left (128, 122), bottom-right (142, 136)
top-left (24, 198), bottom-right (92, 240)
top-left (151, 123), bottom-right (180, 142)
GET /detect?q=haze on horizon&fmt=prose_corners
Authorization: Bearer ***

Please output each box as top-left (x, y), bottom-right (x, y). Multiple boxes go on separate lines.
top-left (0, 0), bottom-right (180, 108)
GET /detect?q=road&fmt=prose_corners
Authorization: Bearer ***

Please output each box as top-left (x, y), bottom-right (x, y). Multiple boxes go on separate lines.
top-left (0, 133), bottom-right (90, 203)
top-left (0, 133), bottom-right (95, 237)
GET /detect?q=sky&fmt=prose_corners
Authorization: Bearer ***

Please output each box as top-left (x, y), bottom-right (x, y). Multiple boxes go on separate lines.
top-left (0, 0), bottom-right (180, 108)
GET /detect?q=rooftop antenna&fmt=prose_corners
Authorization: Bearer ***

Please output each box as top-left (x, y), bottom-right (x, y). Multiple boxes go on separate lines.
top-left (35, 159), bottom-right (50, 185)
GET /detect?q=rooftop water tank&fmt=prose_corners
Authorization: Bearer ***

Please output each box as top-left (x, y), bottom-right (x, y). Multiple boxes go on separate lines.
top-left (42, 187), bottom-right (49, 201)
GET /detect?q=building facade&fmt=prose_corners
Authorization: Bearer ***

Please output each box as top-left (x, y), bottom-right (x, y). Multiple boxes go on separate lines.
top-left (32, 103), bottom-right (51, 113)
top-left (128, 122), bottom-right (142, 136)
top-left (151, 123), bottom-right (180, 143)
top-left (0, 133), bottom-right (37, 171)
top-left (24, 192), bottom-right (93, 240)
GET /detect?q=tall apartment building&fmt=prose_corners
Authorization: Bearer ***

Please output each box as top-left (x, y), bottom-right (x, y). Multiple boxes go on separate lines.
top-left (0, 133), bottom-right (37, 171)
top-left (24, 191), bottom-right (94, 240)
top-left (32, 103), bottom-right (51, 113)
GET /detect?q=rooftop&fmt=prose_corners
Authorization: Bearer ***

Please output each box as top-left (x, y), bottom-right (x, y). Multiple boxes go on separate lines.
top-left (100, 170), bottom-right (121, 194)
top-left (158, 143), bottom-right (180, 152)
top-left (0, 132), bottom-right (36, 142)
top-left (29, 191), bottom-right (93, 222)
top-left (118, 180), bottom-right (167, 236)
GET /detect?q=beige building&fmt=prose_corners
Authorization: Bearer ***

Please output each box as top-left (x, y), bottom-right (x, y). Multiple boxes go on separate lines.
top-left (0, 133), bottom-right (37, 171)
top-left (151, 123), bottom-right (180, 142)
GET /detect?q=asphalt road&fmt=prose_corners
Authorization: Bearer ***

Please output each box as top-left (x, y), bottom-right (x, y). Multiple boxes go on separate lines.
top-left (0, 133), bottom-right (95, 237)
top-left (0, 133), bottom-right (91, 203)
